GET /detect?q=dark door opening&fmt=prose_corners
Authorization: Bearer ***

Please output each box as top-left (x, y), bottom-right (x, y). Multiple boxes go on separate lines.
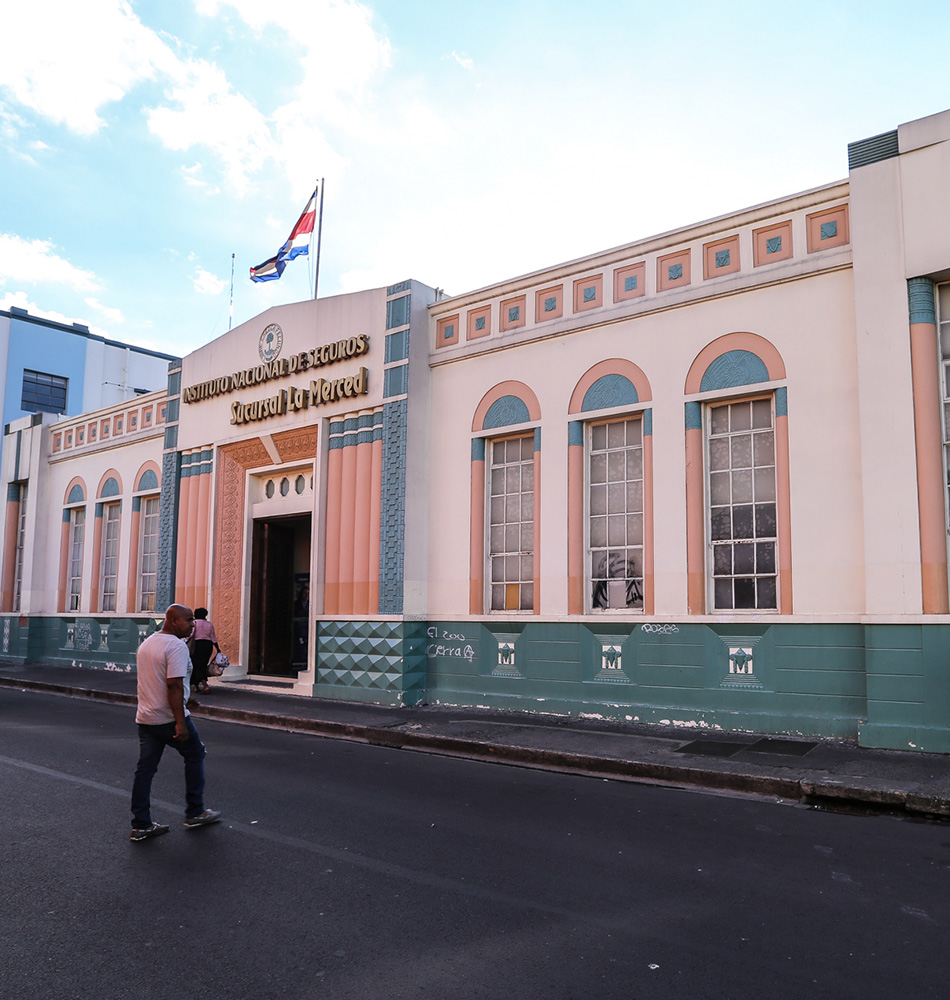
top-left (248, 515), bottom-right (311, 676)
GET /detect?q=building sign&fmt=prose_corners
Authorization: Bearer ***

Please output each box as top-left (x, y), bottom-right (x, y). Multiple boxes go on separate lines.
top-left (183, 334), bottom-right (369, 404)
top-left (230, 368), bottom-right (369, 425)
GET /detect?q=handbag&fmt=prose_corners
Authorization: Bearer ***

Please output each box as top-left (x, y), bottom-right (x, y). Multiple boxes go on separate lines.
top-left (208, 650), bottom-right (229, 676)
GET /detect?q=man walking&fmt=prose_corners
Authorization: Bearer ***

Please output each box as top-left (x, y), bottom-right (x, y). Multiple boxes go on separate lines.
top-left (130, 603), bottom-right (221, 842)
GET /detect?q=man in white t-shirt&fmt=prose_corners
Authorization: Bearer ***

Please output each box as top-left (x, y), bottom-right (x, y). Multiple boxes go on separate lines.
top-left (130, 604), bottom-right (222, 841)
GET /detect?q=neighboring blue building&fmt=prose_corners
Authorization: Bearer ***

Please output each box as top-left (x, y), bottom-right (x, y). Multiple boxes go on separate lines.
top-left (0, 306), bottom-right (177, 431)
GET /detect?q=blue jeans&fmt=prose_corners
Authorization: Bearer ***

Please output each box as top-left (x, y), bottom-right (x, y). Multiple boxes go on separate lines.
top-left (131, 718), bottom-right (206, 828)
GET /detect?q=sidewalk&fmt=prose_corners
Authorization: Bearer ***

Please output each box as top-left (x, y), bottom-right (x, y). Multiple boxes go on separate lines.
top-left (3, 660), bottom-right (949, 820)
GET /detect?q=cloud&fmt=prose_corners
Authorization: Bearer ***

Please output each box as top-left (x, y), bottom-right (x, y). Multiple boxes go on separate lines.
top-left (146, 57), bottom-right (275, 194)
top-left (0, 234), bottom-right (101, 291)
top-left (448, 51), bottom-right (474, 71)
top-left (192, 266), bottom-right (228, 295)
top-left (0, 0), bottom-right (179, 135)
top-left (84, 297), bottom-right (125, 323)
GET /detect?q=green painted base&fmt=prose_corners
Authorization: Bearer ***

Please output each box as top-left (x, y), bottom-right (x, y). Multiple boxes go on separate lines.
top-left (859, 723), bottom-right (950, 754)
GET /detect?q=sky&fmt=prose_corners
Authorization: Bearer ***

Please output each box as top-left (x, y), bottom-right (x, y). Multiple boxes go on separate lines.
top-left (1, 0), bottom-right (949, 359)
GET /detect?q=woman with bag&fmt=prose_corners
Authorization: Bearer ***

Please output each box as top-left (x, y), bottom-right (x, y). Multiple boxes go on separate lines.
top-left (189, 608), bottom-right (222, 694)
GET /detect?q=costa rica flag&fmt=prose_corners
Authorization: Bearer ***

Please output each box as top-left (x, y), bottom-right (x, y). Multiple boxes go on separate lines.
top-left (249, 187), bottom-right (317, 283)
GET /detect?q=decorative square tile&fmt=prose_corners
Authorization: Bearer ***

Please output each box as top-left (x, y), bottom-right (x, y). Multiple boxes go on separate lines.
top-left (657, 249), bottom-right (691, 291)
top-left (535, 284), bottom-right (563, 321)
top-left (573, 275), bottom-right (603, 312)
top-left (703, 235), bottom-right (740, 279)
top-left (753, 220), bottom-right (793, 266)
top-left (466, 305), bottom-right (492, 340)
top-left (806, 204), bottom-right (849, 253)
top-left (437, 314), bottom-right (459, 347)
top-left (499, 295), bottom-right (526, 332)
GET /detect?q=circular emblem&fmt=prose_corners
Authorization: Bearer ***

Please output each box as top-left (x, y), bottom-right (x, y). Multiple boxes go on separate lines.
top-left (259, 323), bottom-right (283, 363)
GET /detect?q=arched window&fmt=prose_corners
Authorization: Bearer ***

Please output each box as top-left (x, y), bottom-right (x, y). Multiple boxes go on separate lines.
top-left (567, 360), bottom-right (654, 615)
top-left (60, 479), bottom-right (87, 612)
top-left (471, 382), bottom-right (541, 614)
top-left (684, 334), bottom-right (790, 614)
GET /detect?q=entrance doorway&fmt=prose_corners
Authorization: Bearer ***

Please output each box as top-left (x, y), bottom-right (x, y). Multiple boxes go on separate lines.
top-left (248, 515), bottom-right (311, 675)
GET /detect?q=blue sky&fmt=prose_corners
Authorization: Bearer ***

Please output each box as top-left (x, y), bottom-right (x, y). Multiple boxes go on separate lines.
top-left (1, 0), bottom-right (948, 358)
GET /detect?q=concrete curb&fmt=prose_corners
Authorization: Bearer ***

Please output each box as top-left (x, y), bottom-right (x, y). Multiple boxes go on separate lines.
top-left (5, 675), bottom-right (949, 820)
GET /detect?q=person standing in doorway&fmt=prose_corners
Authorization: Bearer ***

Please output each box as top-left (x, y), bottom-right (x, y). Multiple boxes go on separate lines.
top-left (189, 607), bottom-right (219, 694)
top-left (130, 603), bottom-right (221, 842)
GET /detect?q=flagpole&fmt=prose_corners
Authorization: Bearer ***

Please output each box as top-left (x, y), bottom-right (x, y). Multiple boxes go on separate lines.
top-left (313, 178), bottom-right (324, 301)
top-left (228, 253), bottom-right (235, 330)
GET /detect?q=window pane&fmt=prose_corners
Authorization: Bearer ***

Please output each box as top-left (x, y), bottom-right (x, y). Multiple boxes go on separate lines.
top-left (709, 439), bottom-right (730, 471)
top-left (753, 431), bottom-right (775, 465)
top-left (754, 467), bottom-right (776, 501)
top-left (733, 542), bottom-right (754, 574)
top-left (731, 402), bottom-right (751, 431)
top-left (734, 578), bottom-right (756, 608)
top-left (713, 544), bottom-right (732, 575)
top-left (731, 468), bottom-right (753, 503)
top-left (731, 434), bottom-right (752, 468)
top-left (752, 398), bottom-right (772, 428)
top-left (710, 471), bottom-right (730, 505)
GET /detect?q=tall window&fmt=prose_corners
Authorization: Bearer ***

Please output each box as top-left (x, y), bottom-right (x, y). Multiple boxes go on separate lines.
top-left (488, 435), bottom-right (534, 611)
top-left (588, 417), bottom-right (643, 610)
top-left (100, 504), bottom-right (120, 612)
top-left (68, 509), bottom-right (85, 611)
top-left (13, 484), bottom-right (27, 612)
top-left (138, 496), bottom-right (160, 612)
top-left (708, 397), bottom-right (777, 609)
top-left (21, 370), bottom-right (68, 414)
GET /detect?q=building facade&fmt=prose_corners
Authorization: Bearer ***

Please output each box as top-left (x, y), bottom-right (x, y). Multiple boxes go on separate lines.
top-left (5, 108), bottom-right (950, 753)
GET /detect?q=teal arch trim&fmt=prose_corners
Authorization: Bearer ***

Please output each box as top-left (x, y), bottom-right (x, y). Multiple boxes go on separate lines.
top-left (534, 428), bottom-right (541, 451)
top-left (908, 277), bottom-right (936, 326)
top-left (581, 373), bottom-right (639, 412)
top-left (137, 469), bottom-right (159, 492)
top-left (643, 408), bottom-right (653, 436)
top-left (67, 484), bottom-right (84, 504)
top-left (132, 496), bottom-right (141, 513)
top-left (568, 420), bottom-right (584, 446)
top-left (685, 401), bottom-right (702, 430)
top-left (100, 477), bottom-right (120, 498)
top-left (472, 438), bottom-right (486, 461)
top-left (700, 350), bottom-right (770, 392)
top-left (775, 386), bottom-right (788, 417)
top-left (483, 395), bottom-right (530, 429)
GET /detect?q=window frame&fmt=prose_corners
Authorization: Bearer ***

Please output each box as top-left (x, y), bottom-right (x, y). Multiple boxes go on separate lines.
top-left (137, 494), bottom-right (160, 612)
top-left (99, 502), bottom-right (121, 612)
top-left (485, 431), bottom-right (536, 613)
top-left (21, 369), bottom-right (68, 414)
top-left (704, 392), bottom-right (779, 612)
top-left (584, 413), bottom-right (645, 614)
top-left (67, 506), bottom-right (85, 612)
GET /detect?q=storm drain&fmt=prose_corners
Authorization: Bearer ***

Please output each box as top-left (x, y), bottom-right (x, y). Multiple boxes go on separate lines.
top-left (675, 737), bottom-right (819, 758)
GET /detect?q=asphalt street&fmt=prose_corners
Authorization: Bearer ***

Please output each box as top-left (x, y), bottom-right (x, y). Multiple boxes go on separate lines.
top-left (3, 690), bottom-right (950, 1000)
